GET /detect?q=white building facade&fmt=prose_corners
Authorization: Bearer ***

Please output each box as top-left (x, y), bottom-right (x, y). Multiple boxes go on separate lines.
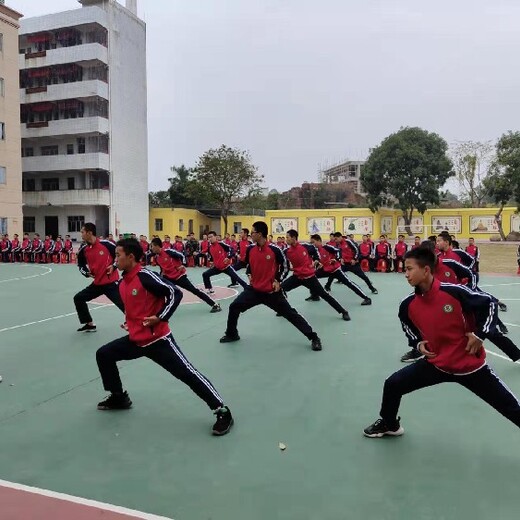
top-left (19, 0), bottom-right (148, 240)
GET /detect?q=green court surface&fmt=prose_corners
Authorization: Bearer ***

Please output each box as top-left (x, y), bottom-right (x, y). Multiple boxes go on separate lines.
top-left (0, 263), bottom-right (519, 520)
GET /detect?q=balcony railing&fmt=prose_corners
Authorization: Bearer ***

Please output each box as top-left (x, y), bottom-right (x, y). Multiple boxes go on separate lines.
top-left (23, 188), bottom-right (110, 207)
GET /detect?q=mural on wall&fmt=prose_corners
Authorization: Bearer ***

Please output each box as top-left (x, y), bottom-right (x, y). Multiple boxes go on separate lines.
top-left (431, 216), bottom-right (462, 234)
top-left (381, 216), bottom-right (393, 235)
top-left (306, 217), bottom-right (335, 235)
top-left (271, 218), bottom-right (298, 234)
top-left (397, 216), bottom-right (424, 234)
top-left (470, 215), bottom-right (500, 233)
top-left (511, 214), bottom-right (520, 233)
top-left (343, 216), bottom-right (373, 235)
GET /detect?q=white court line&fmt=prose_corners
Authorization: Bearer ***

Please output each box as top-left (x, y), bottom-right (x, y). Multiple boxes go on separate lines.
top-left (498, 299), bottom-right (520, 301)
top-left (503, 322), bottom-right (519, 327)
top-left (0, 304), bottom-right (112, 334)
top-left (0, 478), bottom-right (173, 520)
top-left (486, 350), bottom-right (519, 364)
top-left (0, 265), bottom-right (53, 284)
top-left (479, 282), bottom-right (520, 287)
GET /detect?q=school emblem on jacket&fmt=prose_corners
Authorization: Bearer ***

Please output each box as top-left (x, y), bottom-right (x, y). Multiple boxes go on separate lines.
top-left (132, 289), bottom-right (138, 296)
top-left (443, 304), bottom-right (453, 313)
top-left (444, 271), bottom-right (451, 277)
top-left (266, 255), bottom-right (271, 260)
top-left (303, 251), bottom-right (307, 256)
top-left (99, 250), bottom-right (104, 255)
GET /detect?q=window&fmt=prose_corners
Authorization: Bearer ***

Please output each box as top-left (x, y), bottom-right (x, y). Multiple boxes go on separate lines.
top-left (23, 178), bottom-right (36, 191)
top-left (22, 147), bottom-right (34, 157)
top-left (68, 216), bottom-right (84, 233)
top-left (0, 33), bottom-right (3, 53)
top-left (41, 178), bottom-right (59, 191)
top-left (67, 177), bottom-right (75, 190)
top-left (0, 166), bottom-right (6, 185)
top-left (155, 218), bottom-right (163, 232)
top-left (1, 122), bottom-right (5, 140)
top-left (23, 216), bottom-right (36, 233)
top-left (179, 219), bottom-right (184, 232)
top-left (77, 138), bottom-right (85, 154)
top-left (41, 145), bottom-right (59, 156)
top-left (233, 222), bottom-right (242, 234)
top-left (0, 78), bottom-right (4, 97)
top-left (188, 219), bottom-right (194, 234)
top-left (0, 218), bottom-right (7, 235)
top-left (67, 144), bottom-right (74, 155)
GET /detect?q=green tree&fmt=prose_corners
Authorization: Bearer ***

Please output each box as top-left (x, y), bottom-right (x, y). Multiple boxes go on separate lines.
top-left (483, 131), bottom-right (520, 240)
top-left (190, 145), bottom-right (264, 233)
top-left (148, 190), bottom-right (170, 207)
top-left (361, 127), bottom-right (453, 235)
top-left (167, 165), bottom-right (197, 206)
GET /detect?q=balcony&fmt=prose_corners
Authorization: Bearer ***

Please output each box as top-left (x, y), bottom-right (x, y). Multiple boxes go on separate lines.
top-left (21, 117), bottom-right (109, 138)
top-left (21, 80), bottom-right (108, 104)
top-left (23, 189), bottom-right (110, 207)
top-left (23, 153), bottom-right (110, 173)
top-left (21, 43), bottom-right (108, 69)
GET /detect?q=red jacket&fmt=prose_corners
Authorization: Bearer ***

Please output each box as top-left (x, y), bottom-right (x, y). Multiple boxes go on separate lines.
top-left (44, 239), bottom-right (54, 252)
top-left (11, 238), bottom-right (20, 250)
top-left (359, 242), bottom-right (372, 257)
top-left (21, 238), bottom-right (31, 250)
top-left (119, 265), bottom-right (182, 347)
top-left (394, 241), bottom-right (408, 257)
top-left (208, 241), bottom-right (233, 271)
top-left (155, 249), bottom-right (186, 281)
top-left (245, 242), bottom-right (287, 293)
top-left (337, 239), bottom-right (358, 263)
top-left (285, 242), bottom-right (319, 279)
top-left (465, 245), bottom-right (480, 260)
top-left (32, 238), bottom-right (43, 252)
top-left (140, 240), bottom-right (149, 252)
top-left (77, 238), bottom-right (119, 286)
top-left (173, 241), bottom-right (184, 253)
top-left (318, 244), bottom-right (341, 273)
top-left (399, 278), bottom-right (495, 374)
top-left (64, 239), bottom-right (73, 251)
top-left (238, 239), bottom-right (251, 261)
top-left (162, 240), bottom-right (172, 250)
top-left (200, 240), bottom-right (209, 254)
top-left (375, 242), bottom-right (391, 257)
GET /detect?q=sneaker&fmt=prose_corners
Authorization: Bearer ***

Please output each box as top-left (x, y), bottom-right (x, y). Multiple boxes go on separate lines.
top-left (324, 286), bottom-right (331, 292)
top-left (361, 298), bottom-right (372, 306)
top-left (97, 391), bottom-right (132, 410)
top-left (400, 349), bottom-right (423, 363)
top-left (499, 323), bottom-right (509, 335)
top-left (305, 296), bottom-right (320, 302)
top-left (206, 289), bottom-right (215, 295)
top-left (342, 312), bottom-right (351, 321)
top-left (219, 334), bottom-right (240, 343)
top-left (371, 288), bottom-right (378, 295)
top-left (363, 417), bottom-right (404, 438)
top-left (212, 406), bottom-right (234, 436)
top-left (210, 304), bottom-right (222, 313)
top-left (77, 324), bottom-right (97, 332)
top-left (311, 336), bottom-right (323, 351)
top-left (227, 283), bottom-right (239, 288)
top-left (498, 302), bottom-right (508, 312)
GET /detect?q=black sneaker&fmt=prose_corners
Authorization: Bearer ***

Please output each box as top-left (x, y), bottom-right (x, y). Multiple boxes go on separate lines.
top-left (77, 324), bottom-right (97, 332)
top-left (97, 391), bottom-right (132, 410)
top-left (305, 296), bottom-right (320, 302)
top-left (361, 298), bottom-right (372, 306)
top-left (400, 349), bottom-right (423, 363)
top-left (210, 304), bottom-right (222, 313)
top-left (499, 323), bottom-right (509, 335)
top-left (220, 334), bottom-right (240, 343)
top-left (498, 302), bottom-right (508, 312)
top-left (363, 417), bottom-right (404, 438)
top-left (212, 406), bottom-right (234, 436)
top-left (311, 336), bottom-right (323, 351)
top-left (342, 312), bottom-right (351, 321)
top-left (227, 283), bottom-right (239, 288)
top-left (371, 288), bottom-right (378, 295)
top-left (324, 286), bottom-right (331, 292)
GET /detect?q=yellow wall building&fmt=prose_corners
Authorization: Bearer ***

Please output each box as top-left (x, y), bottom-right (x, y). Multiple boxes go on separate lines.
top-left (150, 207), bottom-right (520, 241)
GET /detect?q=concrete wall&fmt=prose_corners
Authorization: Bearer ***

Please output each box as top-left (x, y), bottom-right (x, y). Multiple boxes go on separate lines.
top-left (0, 3), bottom-right (23, 236)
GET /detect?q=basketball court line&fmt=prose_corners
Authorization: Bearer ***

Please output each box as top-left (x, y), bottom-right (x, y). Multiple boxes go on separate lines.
top-left (0, 479), bottom-right (173, 520)
top-left (0, 265), bottom-right (53, 284)
top-left (479, 282), bottom-right (520, 287)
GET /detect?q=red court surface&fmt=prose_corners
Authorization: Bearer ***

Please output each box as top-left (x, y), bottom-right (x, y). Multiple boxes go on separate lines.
top-left (0, 481), bottom-right (172, 520)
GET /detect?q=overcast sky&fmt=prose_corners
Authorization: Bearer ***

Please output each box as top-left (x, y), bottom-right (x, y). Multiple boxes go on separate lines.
top-left (11, 0), bottom-right (520, 193)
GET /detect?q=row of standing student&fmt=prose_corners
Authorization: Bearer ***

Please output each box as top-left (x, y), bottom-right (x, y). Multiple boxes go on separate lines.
top-left (69, 221), bottom-right (520, 442)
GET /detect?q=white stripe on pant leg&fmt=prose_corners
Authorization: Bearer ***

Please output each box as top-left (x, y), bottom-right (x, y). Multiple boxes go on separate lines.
top-left (488, 365), bottom-right (520, 407)
top-left (165, 336), bottom-right (223, 405)
top-left (338, 270), bottom-right (367, 297)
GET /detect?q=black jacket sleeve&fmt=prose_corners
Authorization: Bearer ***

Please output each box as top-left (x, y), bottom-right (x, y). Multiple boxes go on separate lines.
top-left (441, 259), bottom-right (477, 290)
top-left (166, 249), bottom-right (187, 266)
top-left (303, 243), bottom-right (320, 262)
top-left (77, 244), bottom-right (90, 278)
top-left (138, 270), bottom-right (183, 321)
top-left (270, 244), bottom-right (289, 281)
top-left (398, 294), bottom-right (424, 349)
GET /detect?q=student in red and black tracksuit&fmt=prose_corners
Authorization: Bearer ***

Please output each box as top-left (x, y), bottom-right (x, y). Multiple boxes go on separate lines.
top-left (220, 221), bottom-right (322, 350)
top-left (411, 236), bottom-right (421, 250)
top-left (400, 242), bottom-right (520, 363)
top-left (10, 234), bottom-right (20, 262)
top-left (330, 232), bottom-right (378, 294)
top-left (51, 237), bottom-right (63, 262)
top-left (150, 238), bottom-right (221, 313)
top-left (198, 234), bottom-right (210, 267)
top-left (43, 235), bottom-right (54, 263)
top-left (20, 233), bottom-right (31, 262)
top-left (363, 246), bottom-right (520, 438)
top-left (233, 228), bottom-right (252, 272)
top-left (74, 223), bottom-right (125, 332)
top-left (282, 230), bottom-right (351, 321)
top-left (62, 235), bottom-right (74, 263)
top-left (517, 244), bottom-right (520, 274)
top-left (358, 235), bottom-right (372, 270)
top-left (31, 234), bottom-right (44, 263)
top-left (393, 235), bottom-right (408, 273)
top-left (465, 237), bottom-right (480, 273)
top-left (374, 235), bottom-right (392, 272)
top-left (95, 238), bottom-right (233, 436)
top-left (1, 234), bottom-right (12, 262)
top-left (202, 232), bottom-right (248, 292)
top-left (307, 234), bottom-right (372, 305)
